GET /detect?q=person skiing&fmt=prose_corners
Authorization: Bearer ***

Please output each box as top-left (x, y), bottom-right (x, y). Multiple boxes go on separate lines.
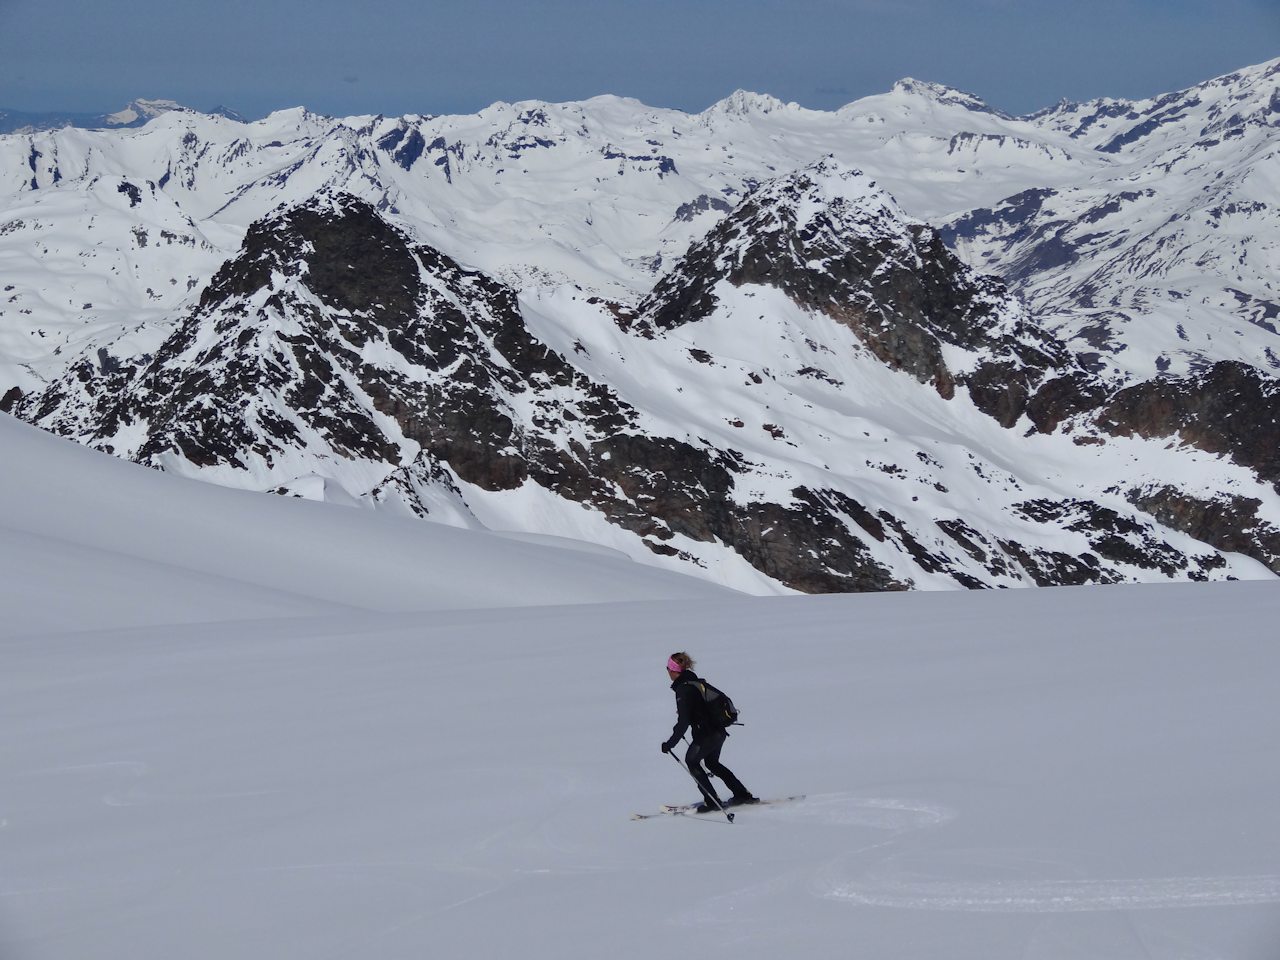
top-left (661, 652), bottom-right (759, 813)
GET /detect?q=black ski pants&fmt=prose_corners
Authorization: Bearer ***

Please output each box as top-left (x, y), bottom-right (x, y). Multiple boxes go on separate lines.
top-left (685, 728), bottom-right (750, 804)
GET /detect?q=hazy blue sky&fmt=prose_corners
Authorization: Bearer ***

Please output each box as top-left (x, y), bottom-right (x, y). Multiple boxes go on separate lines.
top-left (2, 0), bottom-right (1276, 118)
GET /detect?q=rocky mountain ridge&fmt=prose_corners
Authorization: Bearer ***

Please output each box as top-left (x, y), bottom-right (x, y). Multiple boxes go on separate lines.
top-left (14, 160), bottom-right (1279, 592)
top-left (4, 60), bottom-right (1280, 592)
top-left (942, 58), bottom-right (1280, 385)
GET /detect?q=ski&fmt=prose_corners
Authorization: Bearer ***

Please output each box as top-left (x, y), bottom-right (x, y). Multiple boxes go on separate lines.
top-left (631, 794), bottom-right (805, 820)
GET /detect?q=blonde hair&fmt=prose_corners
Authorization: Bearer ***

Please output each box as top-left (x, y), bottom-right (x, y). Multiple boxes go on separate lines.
top-left (669, 652), bottom-right (695, 671)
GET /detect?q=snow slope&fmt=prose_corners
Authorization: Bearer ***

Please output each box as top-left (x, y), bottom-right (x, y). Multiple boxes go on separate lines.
top-left (0, 412), bottom-right (728, 636)
top-left (2, 417), bottom-right (1278, 960)
top-left (4, 578), bottom-right (1277, 958)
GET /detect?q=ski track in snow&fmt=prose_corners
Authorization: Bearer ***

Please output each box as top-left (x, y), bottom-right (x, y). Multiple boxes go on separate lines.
top-left (759, 793), bottom-right (957, 830)
top-left (794, 796), bottom-right (1280, 916)
top-left (102, 788), bottom-right (280, 808)
top-left (20, 760), bottom-right (151, 778)
top-left (824, 873), bottom-right (1280, 913)
top-left (681, 792), bottom-right (1280, 923)
top-left (677, 793), bottom-right (956, 928)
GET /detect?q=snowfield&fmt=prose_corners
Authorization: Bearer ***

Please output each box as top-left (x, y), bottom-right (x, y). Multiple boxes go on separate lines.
top-left (3, 414), bottom-right (1278, 959)
top-left (0, 414), bottom-right (727, 636)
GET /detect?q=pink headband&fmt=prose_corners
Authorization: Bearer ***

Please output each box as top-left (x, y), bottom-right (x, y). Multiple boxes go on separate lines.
top-left (667, 657), bottom-right (683, 673)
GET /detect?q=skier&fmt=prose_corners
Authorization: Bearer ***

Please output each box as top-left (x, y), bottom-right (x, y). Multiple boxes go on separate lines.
top-left (661, 652), bottom-right (759, 813)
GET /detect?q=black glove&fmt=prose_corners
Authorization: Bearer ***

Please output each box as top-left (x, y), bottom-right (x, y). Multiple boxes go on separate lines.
top-left (661, 740), bottom-right (674, 754)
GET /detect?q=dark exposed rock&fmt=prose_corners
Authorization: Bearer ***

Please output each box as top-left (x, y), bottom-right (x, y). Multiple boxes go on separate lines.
top-left (1080, 191), bottom-right (1149, 224)
top-left (1097, 361), bottom-right (1280, 487)
top-left (1225, 286), bottom-right (1280, 334)
top-left (729, 490), bottom-right (908, 593)
top-left (939, 518), bottom-right (1034, 582)
top-left (1025, 372), bottom-right (1108, 432)
top-left (116, 181), bottom-right (142, 207)
top-left (392, 129), bottom-right (426, 170)
top-left (965, 361), bottom-right (1038, 428)
top-left (1014, 498), bottom-right (1195, 576)
top-left (640, 174), bottom-right (971, 397)
top-left (1059, 100), bottom-right (1136, 140)
top-left (376, 127), bottom-right (407, 152)
top-left (674, 194), bottom-right (733, 222)
top-left (876, 510), bottom-right (952, 577)
top-left (997, 539), bottom-right (1117, 587)
top-left (938, 187), bottom-right (1055, 249)
top-left (1003, 224), bottom-right (1079, 283)
top-left (1098, 98), bottom-right (1198, 153)
top-left (1127, 485), bottom-right (1280, 573)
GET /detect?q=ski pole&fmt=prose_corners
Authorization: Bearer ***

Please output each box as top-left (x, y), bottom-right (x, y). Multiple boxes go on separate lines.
top-left (669, 737), bottom-right (734, 823)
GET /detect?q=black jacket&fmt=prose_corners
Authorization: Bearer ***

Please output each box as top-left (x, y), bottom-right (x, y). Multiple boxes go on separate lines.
top-left (665, 670), bottom-right (712, 747)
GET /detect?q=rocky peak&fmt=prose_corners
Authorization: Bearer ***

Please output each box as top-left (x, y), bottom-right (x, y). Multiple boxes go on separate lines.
top-left (637, 158), bottom-right (915, 331)
top-left (198, 192), bottom-right (424, 317)
top-left (888, 79), bottom-right (1007, 117)
top-left (638, 158), bottom-right (1075, 423)
top-left (744, 155), bottom-right (913, 235)
top-left (208, 105), bottom-right (248, 123)
top-left (15, 176), bottom-right (1278, 595)
top-left (31, 193), bottom-right (559, 477)
top-left (700, 90), bottom-right (791, 119)
top-left (1020, 97), bottom-right (1077, 122)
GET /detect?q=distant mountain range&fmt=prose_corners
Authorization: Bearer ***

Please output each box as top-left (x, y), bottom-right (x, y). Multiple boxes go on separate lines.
top-left (2, 58), bottom-right (1278, 593)
top-left (0, 99), bottom-right (246, 134)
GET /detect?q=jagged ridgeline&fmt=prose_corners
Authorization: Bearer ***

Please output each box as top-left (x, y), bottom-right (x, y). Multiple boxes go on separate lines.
top-left (5, 58), bottom-right (1280, 592)
top-left (15, 155), bottom-right (1280, 593)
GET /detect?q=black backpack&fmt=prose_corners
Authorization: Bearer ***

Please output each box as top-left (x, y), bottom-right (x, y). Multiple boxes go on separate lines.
top-left (685, 678), bottom-right (741, 728)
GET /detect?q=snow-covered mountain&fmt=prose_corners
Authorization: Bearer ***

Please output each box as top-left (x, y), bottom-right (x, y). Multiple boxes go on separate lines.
top-left (3, 59), bottom-right (1280, 592)
top-left (0, 98), bottom-right (219, 135)
top-left (944, 58), bottom-right (1280, 384)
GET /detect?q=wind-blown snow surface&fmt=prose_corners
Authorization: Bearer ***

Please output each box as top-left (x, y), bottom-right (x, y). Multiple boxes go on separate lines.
top-left (3, 419), bottom-right (1278, 959)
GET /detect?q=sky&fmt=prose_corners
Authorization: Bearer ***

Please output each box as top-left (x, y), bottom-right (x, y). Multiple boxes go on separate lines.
top-left (1, 0), bottom-right (1277, 119)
